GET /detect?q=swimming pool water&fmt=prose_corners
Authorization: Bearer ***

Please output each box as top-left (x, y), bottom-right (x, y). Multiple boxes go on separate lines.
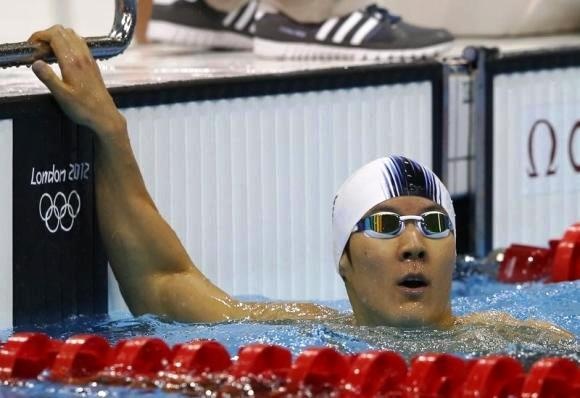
top-left (0, 275), bottom-right (578, 397)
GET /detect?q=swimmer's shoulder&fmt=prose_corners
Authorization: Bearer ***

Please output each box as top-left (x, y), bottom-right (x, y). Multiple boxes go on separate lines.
top-left (456, 310), bottom-right (515, 326)
top-left (244, 301), bottom-right (345, 322)
top-left (457, 311), bottom-right (575, 341)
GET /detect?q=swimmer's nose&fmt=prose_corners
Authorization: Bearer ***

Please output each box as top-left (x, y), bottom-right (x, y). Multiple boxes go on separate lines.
top-left (399, 224), bottom-right (426, 261)
top-left (401, 248), bottom-right (426, 261)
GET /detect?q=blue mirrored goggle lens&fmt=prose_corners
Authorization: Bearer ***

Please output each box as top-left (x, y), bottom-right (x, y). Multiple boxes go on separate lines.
top-left (367, 212), bottom-right (401, 235)
top-left (356, 211), bottom-right (451, 239)
top-left (421, 211), bottom-right (449, 235)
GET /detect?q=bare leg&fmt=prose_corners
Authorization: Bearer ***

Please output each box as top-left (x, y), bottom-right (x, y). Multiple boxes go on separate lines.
top-left (135, 0), bottom-right (153, 44)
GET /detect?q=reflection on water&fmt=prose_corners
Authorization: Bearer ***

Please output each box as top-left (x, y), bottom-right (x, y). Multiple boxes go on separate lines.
top-left (0, 276), bottom-right (578, 396)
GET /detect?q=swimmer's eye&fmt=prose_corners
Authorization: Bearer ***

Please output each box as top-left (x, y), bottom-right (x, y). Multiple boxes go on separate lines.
top-left (352, 211), bottom-right (453, 239)
top-left (421, 211), bottom-right (451, 236)
top-left (368, 212), bottom-right (402, 235)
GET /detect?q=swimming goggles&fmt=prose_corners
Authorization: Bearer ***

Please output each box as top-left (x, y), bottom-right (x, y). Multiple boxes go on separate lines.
top-left (352, 211), bottom-right (454, 239)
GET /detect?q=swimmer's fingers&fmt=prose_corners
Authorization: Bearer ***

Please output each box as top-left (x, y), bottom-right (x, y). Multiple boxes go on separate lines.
top-left (28, 28), bottom-right (73, 102)
top-left (28, 26), bottom-right (95, 83)
top-left (29, 26), bottom-right (120, 132)
top-left (28, 25), bottom-right (85, 57)
top-left (28, 26), bottom-right (76, 73)
top-left (31, 60), bottom-right (68, 98)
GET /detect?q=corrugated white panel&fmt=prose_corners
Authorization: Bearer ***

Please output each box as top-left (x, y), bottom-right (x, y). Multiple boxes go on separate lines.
top-left (446, 73), bottom-right (472, 196)
top-left (110, 83), bottom-right (433, 309)
top-left (493, 67), bottom-right (580, 248)
top-left (0, 120), bottom-right (13, 328)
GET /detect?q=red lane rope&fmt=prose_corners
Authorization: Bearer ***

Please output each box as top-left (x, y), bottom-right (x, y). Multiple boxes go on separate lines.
top-left (0, 332), bottom-right (578, 397)
top-left (499, 222), bottom-right (580, 283)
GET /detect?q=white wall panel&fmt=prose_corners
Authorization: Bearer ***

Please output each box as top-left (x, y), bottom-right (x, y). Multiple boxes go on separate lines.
top-left (109, 83), bottom-right (433, 309)
top-left (0, 0), bottom-right (113, 44)
top-left (446, 73), bottom-right (472, 196)
top-left (0, 120), bottom-right (13, 328)
top-left (493, 67), bottom-right (580, 248)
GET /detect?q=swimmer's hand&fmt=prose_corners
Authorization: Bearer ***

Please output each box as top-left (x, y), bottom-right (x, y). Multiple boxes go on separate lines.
top-left (28, 25), bottom-right (124, 135)
top-left (458, 311), bottom-right (574, 341)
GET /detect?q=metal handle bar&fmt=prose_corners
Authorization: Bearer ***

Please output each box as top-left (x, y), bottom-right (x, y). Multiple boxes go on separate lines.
top-left (0, 0), bottom-right (136, 68)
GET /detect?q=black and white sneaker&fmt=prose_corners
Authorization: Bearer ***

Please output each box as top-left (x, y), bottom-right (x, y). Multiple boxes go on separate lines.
top-left (148, 0), bottom-right (258, 50)
top-left (253, 4), bottom-right (454, 61)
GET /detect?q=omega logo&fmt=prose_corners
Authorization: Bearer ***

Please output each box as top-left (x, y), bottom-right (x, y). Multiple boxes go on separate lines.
top-left (527, 119), bottom-right (580, 178)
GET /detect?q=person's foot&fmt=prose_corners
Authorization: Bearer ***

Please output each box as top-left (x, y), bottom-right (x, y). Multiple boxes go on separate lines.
top-left (147, 0), bottom-right (258, 50)
top-left (253, 4), bottom-right (454, 61)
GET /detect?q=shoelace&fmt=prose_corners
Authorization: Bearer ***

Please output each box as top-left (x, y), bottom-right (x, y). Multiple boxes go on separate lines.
top-left (365, 4), bottom-right (401, 23)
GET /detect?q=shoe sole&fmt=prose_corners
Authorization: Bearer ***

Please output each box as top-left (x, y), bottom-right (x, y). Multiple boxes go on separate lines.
top-left (254, 37), bottom-right (453, 61)
top-left (148, 21), bottom-right (253, 50)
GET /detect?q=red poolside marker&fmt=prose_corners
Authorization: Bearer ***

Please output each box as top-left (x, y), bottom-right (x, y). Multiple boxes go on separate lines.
top-left (0, 332), bottom-right (54, 379)
top-left (50, 334), bottom-right (111, 382)
top-left (342, 350), bottom-right (407, 397)
top-left (498, 244), bottom-right (552, 283)
top-left (407, 353), bottom-right (466, 398)
top-left (109, 337), bottom-right (171, 376)
top-left (521, 357), bottom-right (578, 398)
top-left (234, 343), bottom-right (292, 377)
top-left (289, 347), bottom-right (349, 390)
top-left (170, 340), bottom-right (231, 374)
top-left (551, 223), bottom-right (580, 282)
top-left (461, 356), bottom-right (524, 398)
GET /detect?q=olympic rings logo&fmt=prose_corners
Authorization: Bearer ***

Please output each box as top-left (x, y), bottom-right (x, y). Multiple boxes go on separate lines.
top-left (38, 190), bottom-right (81, 233)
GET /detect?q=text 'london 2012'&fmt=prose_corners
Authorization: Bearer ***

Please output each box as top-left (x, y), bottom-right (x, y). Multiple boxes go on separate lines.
top-left (30, 163), bottom-right (90, 186)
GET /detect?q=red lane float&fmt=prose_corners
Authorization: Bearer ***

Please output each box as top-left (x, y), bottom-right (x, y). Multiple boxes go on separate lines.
top-left (169, 339), bottom-right (231, 374)
top-left (234, 344), bottom-right (292, 377)
top-left (462, 356), bottom-right (524, 398)
top-left (0, 332), bottom-right (55, 379)
top-left (50, 334), bottom-right (110, 383)
top-left (521, 357), bottom-right (578, 398)
top-left (406, 353), bottom-right (467, 398)
top-left (498, 244), bottom-right (552, 283)
top-left (0, 332), bottom-right (579, 397)
top-left (289, 347), bottom-right (349, 393)
top-left (342, 351), bottom-right (407, 397)
top-left (108, 337), bottom-right (171, 376)
top-left (551, 223), bottom-right (580, 282)
top-left (499, 222), bottom-right (580, 283)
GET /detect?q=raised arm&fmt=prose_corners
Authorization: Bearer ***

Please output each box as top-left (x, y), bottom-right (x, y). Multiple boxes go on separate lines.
top-left (28, 26), bottom-right (335, 323)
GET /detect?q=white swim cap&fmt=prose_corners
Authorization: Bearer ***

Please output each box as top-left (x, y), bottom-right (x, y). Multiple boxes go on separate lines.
top-left (331, 155), bottom-right (455, 269)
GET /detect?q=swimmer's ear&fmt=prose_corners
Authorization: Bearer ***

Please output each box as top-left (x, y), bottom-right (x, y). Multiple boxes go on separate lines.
top-left (338, 251), bottom-right (352, 283)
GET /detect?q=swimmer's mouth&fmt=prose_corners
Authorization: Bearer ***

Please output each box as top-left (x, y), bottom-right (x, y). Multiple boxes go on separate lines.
top-left (397, 274), bottom-right (429, 289)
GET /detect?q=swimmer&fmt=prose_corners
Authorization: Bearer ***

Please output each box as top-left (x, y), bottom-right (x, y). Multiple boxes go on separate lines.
top-left (28, 26), bottom-right (573, 340)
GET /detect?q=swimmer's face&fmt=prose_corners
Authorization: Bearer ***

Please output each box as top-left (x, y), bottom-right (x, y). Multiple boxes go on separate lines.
top-left (339, 196), bottom-right (456, 328)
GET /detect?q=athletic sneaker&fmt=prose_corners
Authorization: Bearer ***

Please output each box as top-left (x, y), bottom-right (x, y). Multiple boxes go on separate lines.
top-left (253, 4), bottom-right (454, 61)
top-left (147, 0), bottom-right (258, 50)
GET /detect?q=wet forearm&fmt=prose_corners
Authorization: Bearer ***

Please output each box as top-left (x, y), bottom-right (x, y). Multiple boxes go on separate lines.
top-left (92, 114), bottom-right (191, 312)
top-left (93, 114), bottom-right (155, 215)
